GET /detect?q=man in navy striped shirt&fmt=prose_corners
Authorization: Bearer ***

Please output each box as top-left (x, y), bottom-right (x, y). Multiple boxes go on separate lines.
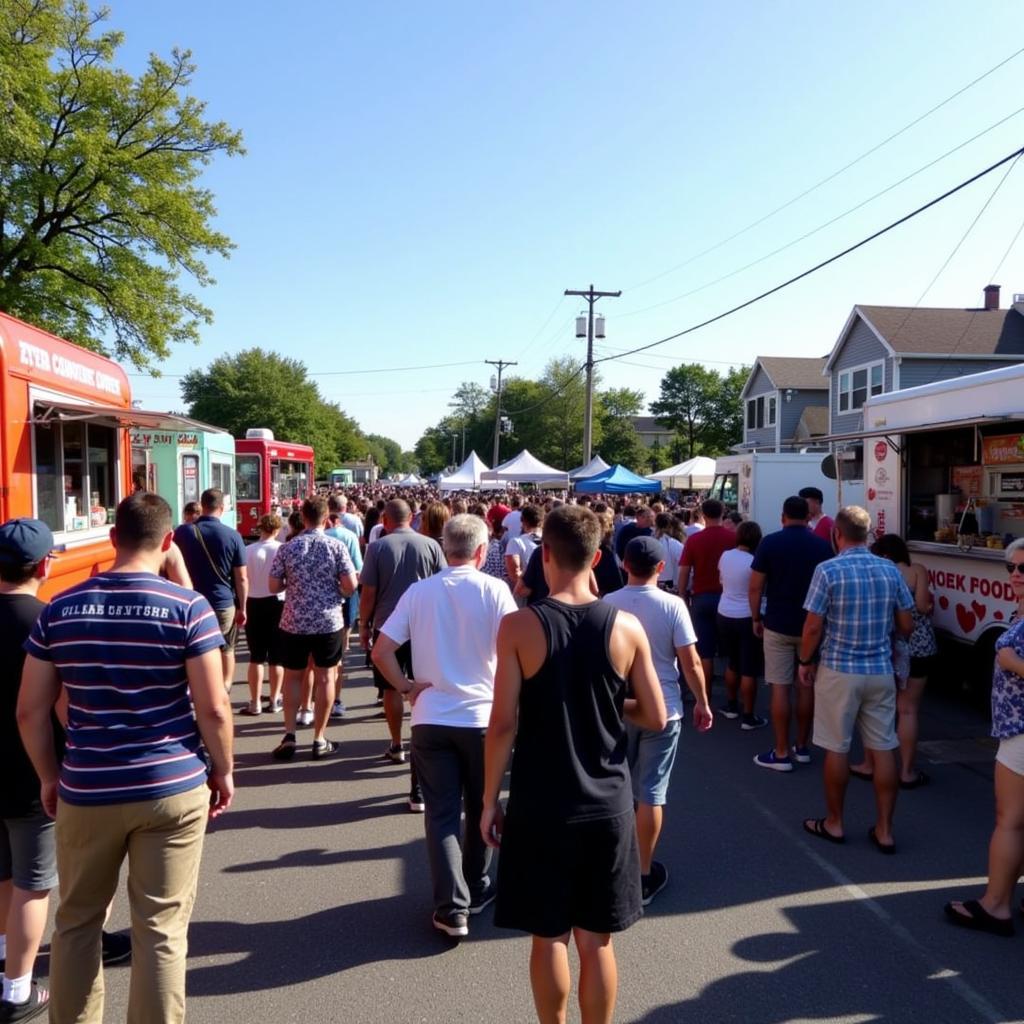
top-left (17, 492), bottom-right (233, 1024)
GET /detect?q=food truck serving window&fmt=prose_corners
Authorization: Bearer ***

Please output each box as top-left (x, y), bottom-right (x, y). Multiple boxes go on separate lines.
top-left (211, 459), bottom-right (234, 503)
top-left (34, 409), bottom-right (119, 533)
top-left (236, 455), bottom-right (261, 500)
top-left (273, 459), bottom-right (309, 502)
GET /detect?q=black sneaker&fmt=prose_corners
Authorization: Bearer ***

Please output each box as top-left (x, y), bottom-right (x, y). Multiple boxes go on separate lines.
top-left (101, 929), bottom-right (132, 965)
top-left (741, 714), bottom-right (768, 731)
top-left (271, 734), bottom-right (297, 761)
top-left (468, 882), bottom-right (496, 915)
top-left (311, 738), bottom-right (339, 760)
top-left (719, 701), bottom-right (740, 720)
top-left (641, 861), bottom-right (669, 907)
top-left (408, 786), bottom-right (425, 813)
top-left (0, 983), bottom-right (49, 1022)
top-left (432, 910), bottom-right (469, 938)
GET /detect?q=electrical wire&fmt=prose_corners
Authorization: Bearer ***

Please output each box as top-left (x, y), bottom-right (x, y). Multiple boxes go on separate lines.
top-left (501, 362), bottom-right (587, 417)
top-left (623, 45), bottom-right (1024, 295)
top-left (128, 359), bottom-right (484, 380)
top-left (593, 143), bottom-right (1024, 367)
top-left (514, 296), bottom-right (571, 361)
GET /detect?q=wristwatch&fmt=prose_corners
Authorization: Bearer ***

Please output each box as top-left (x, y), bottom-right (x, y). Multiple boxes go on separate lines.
top-left (797, 657), bottom-right (815, 666)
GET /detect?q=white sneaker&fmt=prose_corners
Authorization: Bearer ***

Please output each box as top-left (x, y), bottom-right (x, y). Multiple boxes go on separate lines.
top-left (298, 709), bottom-right (314, 727)
top-left (272, 698), bottom-right (284, 713)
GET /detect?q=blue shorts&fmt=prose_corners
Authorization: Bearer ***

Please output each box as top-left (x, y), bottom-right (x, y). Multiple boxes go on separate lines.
top-left (0, 808), bottom-right (57, 891)
top-left (690, 592), bottom-right (721, 659)
top-left (626, 719), bottom-right (682, 806)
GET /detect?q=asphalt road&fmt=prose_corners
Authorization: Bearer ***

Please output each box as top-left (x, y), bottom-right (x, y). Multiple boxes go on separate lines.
top-left (33, 654), bottom-right (1024, 1024)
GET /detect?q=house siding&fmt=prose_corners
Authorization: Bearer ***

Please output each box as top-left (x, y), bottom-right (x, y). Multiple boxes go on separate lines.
top-left (746, 366), bottom-right (774, 398)
top-left (897, 358), bottom-right (1018, 390)
top-left (830, 318), bottom-right (893, 433)
top-left (780, 391), bottom-right (827, 446)
top-left (743, 365), bottom-right (777, 448)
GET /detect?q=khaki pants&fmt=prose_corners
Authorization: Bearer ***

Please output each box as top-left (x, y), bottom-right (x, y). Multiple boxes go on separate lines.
top-left (50, 785), bottom-right (209, 1024)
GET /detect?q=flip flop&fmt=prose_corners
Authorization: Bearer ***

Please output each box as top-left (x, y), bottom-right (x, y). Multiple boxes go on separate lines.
top-left (900, 771), bottom-right (930, 790)
top-left (868, 826), bottom-right (896, 854)
top-left (849, 767), bottom-right (873, 781)
top-left (943, 899), bottom-right (1014, 937)
top-left (802, 817), bottom-right (845, 844)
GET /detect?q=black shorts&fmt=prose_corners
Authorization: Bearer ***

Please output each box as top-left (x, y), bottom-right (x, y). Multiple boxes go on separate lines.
top-left (494, 808), bottom-right (641, 937)
top-left (342, 595), bottom-right (356, 629)
top-left (280, 629), bottom-right (343, 670)
top-left (909, 655), bottom-right (935, 679)
top-left (717, 613), bottom-right (764, 678)
top-left (245, 596), bottom-right (284, 665)
top-left (371, 630), bottom-right (412, 692)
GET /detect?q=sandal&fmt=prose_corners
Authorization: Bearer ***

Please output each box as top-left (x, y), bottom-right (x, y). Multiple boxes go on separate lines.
top-left (802, 817), bottom-right (844, 844)
top-left (1, 982), bottom-right (49, 1022)
top-left (868, 826), bottom-right (896, 854)
top-left (271, 734), bottom-right (297, 761)
top-left (238, 705), bottom-right (262, 716)
top-left (943, 899), bottom-right (1014, 937)
top-left (900, 771), bottom-right (930, 790)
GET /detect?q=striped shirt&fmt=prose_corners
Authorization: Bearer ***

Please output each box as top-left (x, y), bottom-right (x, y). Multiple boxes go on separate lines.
top-left (24, 572), bottom-right (224, 807)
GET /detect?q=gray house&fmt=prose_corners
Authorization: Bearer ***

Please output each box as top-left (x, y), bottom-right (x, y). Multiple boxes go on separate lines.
top-left (825, 285), bottom-right (1024, 436)
top-left (739, 356), bottom-right (829, 451)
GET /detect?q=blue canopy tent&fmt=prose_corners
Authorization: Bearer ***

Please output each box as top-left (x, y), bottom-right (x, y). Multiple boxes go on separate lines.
top-left (574, 463), bottom-right (662, 494)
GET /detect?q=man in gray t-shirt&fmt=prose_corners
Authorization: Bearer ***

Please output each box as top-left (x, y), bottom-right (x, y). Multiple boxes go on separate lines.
top-left (359, 499), bottom-right (446, 811)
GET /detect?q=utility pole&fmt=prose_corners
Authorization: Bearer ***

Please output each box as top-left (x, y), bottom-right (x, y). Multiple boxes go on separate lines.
top-left (565, 284), bottom-right (621, 463)
top-left (486, 358), bottom-right (517, 467)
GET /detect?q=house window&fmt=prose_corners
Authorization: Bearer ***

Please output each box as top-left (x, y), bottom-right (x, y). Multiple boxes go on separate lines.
top-left (746, 394), bottom-right (777, 431)
top-left (838, 361), bottom-right (884, 413)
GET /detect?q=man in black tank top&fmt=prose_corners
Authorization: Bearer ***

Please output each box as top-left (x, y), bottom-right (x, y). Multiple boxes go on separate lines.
top-left (482, 505), bottom-right (667, 1024)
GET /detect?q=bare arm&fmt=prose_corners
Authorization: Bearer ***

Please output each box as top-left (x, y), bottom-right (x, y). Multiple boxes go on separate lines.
top-left (748, 568), bottom-right (766, 636)
top-left (894, 608), bottom-right (913, 638)
top-left (676, 643), bottom-right (712, 731)
top-left (359, 582), bottom-right (378, 644)
top-left (678, 563), bottom-right (692, 595)
top-left (339, 571), bottom-right (357, 598)
top-left (232, 566), bottom-right (249, 626)
top-left (163, 542), bottom-right (193, 588)
top-left (505, 553), bottom-right (522, 588)
top-left (187, 648), bottom-right (234, 818)
top-left (16, 655), bottom-right (63, 818)
top-left (268, 573), bottom-right (285, 595)
top-left (370, 633), bottom-right (430, 703)
top-left (798, 611), bottom-right (824, 687)
top-left (912, 564), bottom-right (932, 614)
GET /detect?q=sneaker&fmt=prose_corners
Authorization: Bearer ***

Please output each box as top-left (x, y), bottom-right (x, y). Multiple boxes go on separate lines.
top-left (791, 745), bottom-right (812, 764)
top-left (329, 700), bottom-right (347, 720)
top-left (0, 984), bottom-right (49, 1022)
top-left (468, 883), bottom-right (495, 915)
top-left (384, 743), bottom-right (406, 764)
top-left (432, 910), bottom-right (469, 938)
top-left (101, 929), bottom-right (132, 965)
top-left (311, 738), bottom-right (339, 760)
top-left (641, 861), bottom-right (669, 907)
top-left (408, 787), bottom-right (425, 813)
top-left (719, 700), bottom-right (740, 720)
top-left (271, 698), bottom-right (284, 713)
top-left (741, 714), bottom-right (768, 731)
top-left (753, 750), bottom-right (794, 772)
top-left (238, 703), bottom-right (262, 716)
top-left (297, 708), bottom-right (314, 727)
top-left (272, 734), bottom-right (297, 761)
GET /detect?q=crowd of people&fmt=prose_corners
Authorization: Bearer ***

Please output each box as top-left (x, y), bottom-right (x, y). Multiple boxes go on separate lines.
top-left (1, 478), bottom-right (1022, 1023)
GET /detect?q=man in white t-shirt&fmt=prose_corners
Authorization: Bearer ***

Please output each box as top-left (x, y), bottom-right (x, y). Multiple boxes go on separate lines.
top-left (604, 536), bottom-right (713, 906)
top-left (505, 505), bottom-right (542, 593)
top-left (372, 514), bottom-right (516, 939)
top-left (501, 496), bottom-right (523, 542)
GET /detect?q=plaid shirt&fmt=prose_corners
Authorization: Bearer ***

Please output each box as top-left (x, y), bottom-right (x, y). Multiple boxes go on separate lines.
top-left (803, 546), bottom-right (913, 674)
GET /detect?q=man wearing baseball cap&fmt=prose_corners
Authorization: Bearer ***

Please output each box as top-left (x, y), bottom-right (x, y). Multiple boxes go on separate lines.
top-left (604, 536), bottom-right (713, 905)
top-left (0, 519), bottom-right (55, 1021)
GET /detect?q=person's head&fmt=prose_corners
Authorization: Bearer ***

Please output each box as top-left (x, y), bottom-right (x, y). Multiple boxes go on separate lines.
top-left (701, 499), bottom-right (724, 524)
top-left (112, 492), bottom-right (173, 561)
top-left (871, 532), bottom-right (911, 566)
top-left (542, 505), bottom-right (602, 575)
top-left (635, 506), bottom-right (655, 529)
top-left (520, 505), bottom-right (543, 532)
top-left (510, 494), bottom-right (522, 510)
top-left (623, 535), bottom-right (666, 584)
top-left (781, 495), bottom-right (809, 525)
top-left (328, 494), bottom-right (344, 515)
top-left (595, 508), bottom-right (614, 545)
top-left (798, 486), bottom-right (824, 517)
top-left (335, 494), bottom-right (348, 512)
top-left (182, 501), bottom-right (201, 524)
top-left (1005, 538), bottom-right (1024, 600)
top-left (655, 511), bottom-right (684, 542)
top-left (382, 498), bottom-right (411, 530)
top-left (200, 488), bottom-right (224, 517)
top-left (257, 513), bottom-right (282, 538)
top-left (0, 518), bottom-right (54, 587)
top-left (443, 514), bottom-right (489, 567)
top-left (468, 502), bottom-right (487, 518)
top-left (302, 496), bottom-right (328, 529)
top-left (724, 510), bottom-right (744, 532)
top-left (735, 520), bottom-right (762, 553)
top-left (286, 510), bottom-right (304, 538)
top-left (834, 505), bottom-right (870, 550)
top-left (419, 501), bottom-right (450, 541)
top-left (691, 506), bottom-right (705, 524)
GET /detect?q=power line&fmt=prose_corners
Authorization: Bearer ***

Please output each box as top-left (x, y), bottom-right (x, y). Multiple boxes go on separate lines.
top-left (501, 363), bottom-right (587, 418)
top-left (623, 45), bottom-right (1024, 295)
top-left (127, 359), bottom-right (484, 380)
top-left (594, 142), bottom-right (1024, 367)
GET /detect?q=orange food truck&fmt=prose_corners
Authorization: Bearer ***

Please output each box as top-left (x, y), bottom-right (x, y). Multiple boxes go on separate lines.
top-left (0, 310), bottom-right (213, 599)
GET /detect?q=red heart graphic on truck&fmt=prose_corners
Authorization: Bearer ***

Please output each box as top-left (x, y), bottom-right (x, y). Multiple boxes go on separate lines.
top-left (971, 601), bottom-right (987, 622)
top-left (955, 603), bottom-right (976, 633)
top-left (938, 595), bottom-right (949, 610)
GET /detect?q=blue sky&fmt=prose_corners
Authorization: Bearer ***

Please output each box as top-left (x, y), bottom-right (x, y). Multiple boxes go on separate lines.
top-left (115, 1), bottom-right (1024, 450)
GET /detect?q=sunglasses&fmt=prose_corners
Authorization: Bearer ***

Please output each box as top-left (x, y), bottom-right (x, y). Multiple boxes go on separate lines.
top-left (1006, 562), bottom-right (1024, 575)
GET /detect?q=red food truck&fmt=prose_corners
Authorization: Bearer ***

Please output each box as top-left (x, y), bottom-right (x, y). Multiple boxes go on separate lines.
top-left (235, 428), bottom-right (315, 538)
top-left (0, 310), bottom-right (212, 598)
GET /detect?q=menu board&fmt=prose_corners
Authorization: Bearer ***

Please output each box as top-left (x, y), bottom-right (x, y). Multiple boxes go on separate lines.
top-left (951, 464), bottom-right (983, 497)
top-left (982, 434), bottom-right (1024, 465)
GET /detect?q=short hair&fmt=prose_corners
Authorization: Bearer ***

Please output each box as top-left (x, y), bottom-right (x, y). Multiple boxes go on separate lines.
top-left (468, 502), bottom-right (487, 518)
top-left (543, 505), bottom-right (601, 572)
top-left (726, 511), bottom-right (744, 526)
top-left (384, 498), bottom-right (411, 524)
top-left (420, 501), bottom-right (450, 540)
top-left (115, 492), bottom-right (172, 551)
top-left (200, 488), bottom-right (224, 512)
top-left (328, 494), bottom-right (343, 514)
top-left (450, 499), bottom-right (468, 515)
top-left (183, 501), bottom-right (201, 519)
top-left (520, 505), bottom-right (543, 530)
top-left (443, 514), bottom-right (488, 560)
top-left (736, 520), bottom-right (762, 552)
top-left (799, 486), bottom-right (824, 504)
top-left (1005, 537), bottom-right (1024, 561)
top-left (701, 498), bottom-right (724, 520)
top-left (782, 495), bottom-right (809, 521)
top-left (871, 533), bottom-right (910, 565)
top-left (0, 558), bottom-right (44, 585)
top-left (302, 496), bottom-right (328, 526)
top-left (258, 513), bottom-right (282, 535)
top-left (636, 505), bottom-right (653, 519)
top-left (835, 505), bottom-right (870, 543)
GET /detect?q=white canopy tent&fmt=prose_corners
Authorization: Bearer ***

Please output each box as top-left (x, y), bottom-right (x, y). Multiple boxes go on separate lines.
top-left (437, 451), bottom-right (490, 491)
top-left (479, 449), bottom-right (569, 488)
top-left (648, 456), bottom-right (716, 490)
top-left (568, 454), bottom-right (610, 481)
top-left (394, 473), bottom-right (424, 488)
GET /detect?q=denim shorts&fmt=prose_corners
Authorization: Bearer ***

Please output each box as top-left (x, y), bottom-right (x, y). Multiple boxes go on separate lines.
top-left (626, 719), bottom-right (682, 806)
top-left (0, 808), bottom-right (58, 891)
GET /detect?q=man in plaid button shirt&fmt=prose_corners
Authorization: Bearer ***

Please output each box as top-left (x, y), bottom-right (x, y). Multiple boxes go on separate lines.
top-left (797, 507), bottom-right (913, 851)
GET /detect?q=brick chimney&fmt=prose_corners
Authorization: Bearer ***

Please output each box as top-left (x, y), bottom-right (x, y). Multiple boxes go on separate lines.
top-left (984, 284), bottom-right (1000, 311)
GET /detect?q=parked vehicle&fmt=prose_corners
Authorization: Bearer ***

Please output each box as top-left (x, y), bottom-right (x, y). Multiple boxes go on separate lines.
top-left (235, 428), bottom-right (315, 539)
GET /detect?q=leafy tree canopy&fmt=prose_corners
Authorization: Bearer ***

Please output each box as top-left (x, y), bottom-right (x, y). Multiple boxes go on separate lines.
top-left (0, 0), bottom-right (244, 368)
top-left (650, 363), bottom-right (749, 459)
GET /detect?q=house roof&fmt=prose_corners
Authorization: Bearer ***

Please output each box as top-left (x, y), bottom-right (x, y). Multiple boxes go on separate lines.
top-left (826, 304), bottom-right (1024, 370)
top-left (792, 405), bottom-right (829, 438)
top-left (755, 356), bottom-right (829, 390)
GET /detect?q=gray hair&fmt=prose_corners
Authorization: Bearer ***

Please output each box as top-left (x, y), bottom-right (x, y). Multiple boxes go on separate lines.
top-left (443, 514), bottom-right (488, 560)
top-left (1006, 538), bottom-right (1024, 561)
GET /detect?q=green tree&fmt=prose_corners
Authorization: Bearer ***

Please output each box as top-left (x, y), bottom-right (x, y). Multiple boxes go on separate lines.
top-left (595, 387), bottom-right (645, 468)
top-left (650, 363), bottom-right (748, 459)
top-left (533, 357), bottom-right (591, 468)
top-left (0, 1), bottom-right (244, 367)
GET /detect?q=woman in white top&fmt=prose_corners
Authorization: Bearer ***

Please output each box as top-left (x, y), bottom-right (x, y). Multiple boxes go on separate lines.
top-left (506, 505), bottom-right (543, 595)
top-left (242, 514), bottom-right (285, 716)
top-left (717, 520), bottom-right (766, 730)
top-left (654, 513), bottom-right (684, 591)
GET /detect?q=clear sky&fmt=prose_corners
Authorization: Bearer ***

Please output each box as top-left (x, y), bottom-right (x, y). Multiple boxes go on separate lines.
top-left (115, 1), bottom-right (1024, 451)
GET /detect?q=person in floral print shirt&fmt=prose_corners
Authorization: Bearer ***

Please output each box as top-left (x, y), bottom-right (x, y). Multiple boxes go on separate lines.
top-left (945, 537), bottom-right (1024, 937)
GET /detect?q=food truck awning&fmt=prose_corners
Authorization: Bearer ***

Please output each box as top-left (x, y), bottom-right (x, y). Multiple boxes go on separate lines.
top-left (31, 401), bottom-right (224, 434)
top-left (820, 414), bottom-right (1021, 445)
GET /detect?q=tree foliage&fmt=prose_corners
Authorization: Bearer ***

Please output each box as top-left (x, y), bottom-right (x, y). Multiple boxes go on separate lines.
top-left (650, 363), bottom-right (749, 459)
top-left (0, 1), bottom-right (244, 368)
top-left (595, 387), bottom-right (645, 469)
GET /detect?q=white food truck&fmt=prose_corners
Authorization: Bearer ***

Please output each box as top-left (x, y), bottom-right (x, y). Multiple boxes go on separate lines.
top-left (827, 362), bottom-right (1024, 679)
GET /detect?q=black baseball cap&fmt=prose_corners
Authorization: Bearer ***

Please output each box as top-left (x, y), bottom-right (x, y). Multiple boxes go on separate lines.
top-left (0, 518), bottom-right (54, 565)
top-left (624, 536), bottom-right (666, 575)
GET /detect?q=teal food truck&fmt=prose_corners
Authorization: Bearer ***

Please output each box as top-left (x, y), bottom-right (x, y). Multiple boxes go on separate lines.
top-left (130, 423), bottom-right (238, 528)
